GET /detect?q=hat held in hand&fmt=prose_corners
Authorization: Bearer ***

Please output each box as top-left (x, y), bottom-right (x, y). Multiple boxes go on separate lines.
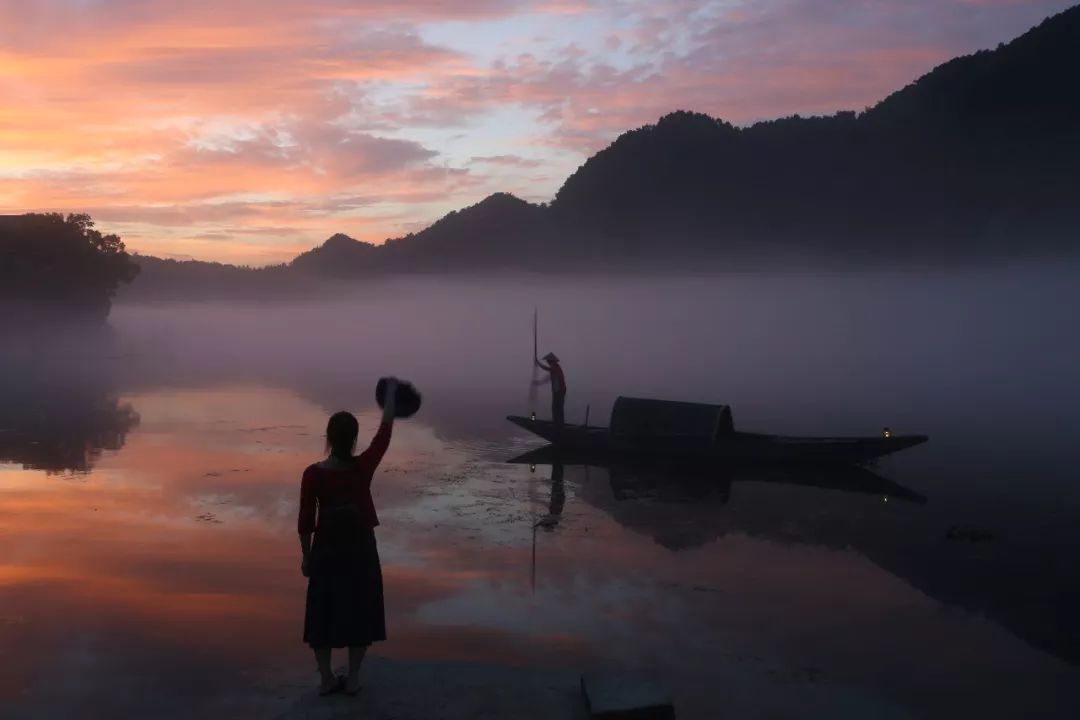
top-left (376, 378), bottom-right (422, 418)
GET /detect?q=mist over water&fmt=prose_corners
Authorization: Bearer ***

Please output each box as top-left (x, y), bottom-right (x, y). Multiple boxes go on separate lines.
top-left (109, 264), bottom-right (1080, 490)
top-left (4, 262), bottom-right (1080, 718)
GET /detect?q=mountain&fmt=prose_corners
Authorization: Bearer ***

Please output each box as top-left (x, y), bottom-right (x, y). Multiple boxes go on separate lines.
top-left (119, 4), bottom-right (1080, 295)
top-left (866, 4), bottom-right (1080, 135)
top-left (286, 194), bottom-right (551, 276)
top-left (377, 193), bottom-right (553, 271)
top-left (549, 5), bottom-right (1080, 262)
top-left (290, 233), bottom-right (378, 276)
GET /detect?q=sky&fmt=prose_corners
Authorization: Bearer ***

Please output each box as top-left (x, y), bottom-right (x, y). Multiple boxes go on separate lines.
top-left (0, 0), bottom-right (1074, 265)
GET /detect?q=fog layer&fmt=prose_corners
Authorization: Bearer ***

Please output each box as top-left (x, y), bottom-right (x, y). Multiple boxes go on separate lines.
top-left (72, 265), bottom-right (1069, 497)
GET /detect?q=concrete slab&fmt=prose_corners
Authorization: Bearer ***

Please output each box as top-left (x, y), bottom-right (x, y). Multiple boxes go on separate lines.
top-left (189, 654), bottom-right (915, 720)
top-left (581, 671), bottom-right (675, 719)
top-left (267, 656), bottom-right (589, 720)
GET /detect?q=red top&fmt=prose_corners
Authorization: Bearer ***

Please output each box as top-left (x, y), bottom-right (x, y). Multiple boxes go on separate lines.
top-left (297, 421), bottom-right (392, 534)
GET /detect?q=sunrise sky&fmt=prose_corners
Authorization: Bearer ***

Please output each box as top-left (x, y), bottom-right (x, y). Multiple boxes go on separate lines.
top-left (0, 0), bottom-right (1072, 265)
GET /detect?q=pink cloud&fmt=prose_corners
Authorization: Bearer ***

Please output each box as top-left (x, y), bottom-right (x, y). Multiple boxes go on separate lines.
top-left (388, 0), bottom-right (1074, 153)
top-left (469, 154), bottom-right (543, 167)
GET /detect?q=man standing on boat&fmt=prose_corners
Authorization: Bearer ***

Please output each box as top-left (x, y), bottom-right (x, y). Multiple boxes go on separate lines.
top-left (535, 352), bottom-right (567, 430)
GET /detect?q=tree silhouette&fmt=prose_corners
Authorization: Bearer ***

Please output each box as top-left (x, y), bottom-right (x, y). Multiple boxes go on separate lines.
top-left (0, 213), bottom-right (139, 325)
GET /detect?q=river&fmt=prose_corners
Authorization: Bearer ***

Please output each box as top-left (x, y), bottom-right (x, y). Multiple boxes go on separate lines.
top-left (2, 267), bottom-right (1079, 718)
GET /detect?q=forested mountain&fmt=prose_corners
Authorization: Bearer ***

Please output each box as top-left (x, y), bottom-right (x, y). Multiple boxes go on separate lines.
top-left (278, 4), bottom-right (1080, 280)
top-left (549, 4), bottom-right (1080, 262)
top-left (107, 4), bottom-right (1080, 296)
top-left (290, 233), bottom-right (378, 277)
top-left (377, 193), bottom-right (552, 271)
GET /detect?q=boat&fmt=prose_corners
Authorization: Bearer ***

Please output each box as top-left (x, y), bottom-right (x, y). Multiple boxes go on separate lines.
top-left (507, 396), bottom-right (927, 465)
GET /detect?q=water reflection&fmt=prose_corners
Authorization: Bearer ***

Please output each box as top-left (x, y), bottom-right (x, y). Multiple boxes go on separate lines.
top-left (0, 384), bottom-right (594, 719)
top-left (513, 452), bottom-right (927, 553)
top-left (532, 462), bottom-right (566, 531)
top-left (511, 450), bottom-right (1080, 671)
top-left (3, 269), bottom-right (1080, 717)
top-left (1, 382), bottom-right (1078, 719)
top-left (512, 448), bottom-right (925, 503)
top-left (0, 363), bottom-right (139, 473)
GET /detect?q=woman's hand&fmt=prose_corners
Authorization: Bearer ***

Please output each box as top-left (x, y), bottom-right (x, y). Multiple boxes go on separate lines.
top-left (381, 377), bottom-right (399, 423)
top-left (299, 533), bottom-right (313, 577)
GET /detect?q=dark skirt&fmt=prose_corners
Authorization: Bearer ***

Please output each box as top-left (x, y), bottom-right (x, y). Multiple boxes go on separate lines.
top-left (303, 517), bottom-right (386, 649)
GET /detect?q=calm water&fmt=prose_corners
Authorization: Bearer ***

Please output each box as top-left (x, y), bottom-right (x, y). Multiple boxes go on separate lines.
top-left (2, 270), bottom-right (1080, 718)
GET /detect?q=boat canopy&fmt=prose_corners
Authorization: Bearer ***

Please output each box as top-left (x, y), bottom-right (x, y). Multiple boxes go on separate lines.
top-left (610, 397), bottom-right (734, 445)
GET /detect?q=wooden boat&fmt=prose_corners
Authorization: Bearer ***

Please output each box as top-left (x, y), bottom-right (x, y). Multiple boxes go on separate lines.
top-left (508, 396), bottom-right (927, 465)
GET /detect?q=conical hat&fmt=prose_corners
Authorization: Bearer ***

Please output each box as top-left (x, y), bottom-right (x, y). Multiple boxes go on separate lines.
top-left (543, 352), bottom-right (559, 363)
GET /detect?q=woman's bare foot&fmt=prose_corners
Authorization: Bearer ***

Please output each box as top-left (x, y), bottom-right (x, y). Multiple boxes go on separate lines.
top-left (346, 645), bottom-right (366, 696)
top-left (319, 675), bottom-right (344, 696)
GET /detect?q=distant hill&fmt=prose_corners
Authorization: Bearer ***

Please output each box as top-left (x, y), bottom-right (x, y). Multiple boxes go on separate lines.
top-left (290, 233), bottom-right (378, 276)
top-left (119, 4), bottom-right (1080, 296)
top-left (126, 255), bottom-right (293, 300)
top-left (285, 194), bottom-right (553, 276)
top-left (377, 193), bottom-right (553, 271)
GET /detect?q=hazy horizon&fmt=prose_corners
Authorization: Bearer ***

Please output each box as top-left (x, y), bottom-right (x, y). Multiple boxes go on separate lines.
top-left (13, 264), bottom-right (1080, 481)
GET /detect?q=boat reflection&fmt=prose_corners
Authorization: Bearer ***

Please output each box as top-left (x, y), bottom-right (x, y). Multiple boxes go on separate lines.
top-left (509, 445), bottom-right (927, 507)
top-left (509, 447), bottom-right (1080, 668)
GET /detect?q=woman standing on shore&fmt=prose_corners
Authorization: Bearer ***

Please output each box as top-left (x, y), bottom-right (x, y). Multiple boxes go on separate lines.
top-left (297, 378), bottom-right (398, 696)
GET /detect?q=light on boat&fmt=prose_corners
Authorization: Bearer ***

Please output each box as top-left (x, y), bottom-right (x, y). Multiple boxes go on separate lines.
top-left (883, 496), bottom-right (889, 504)
top-left (882, 427), bottom-right (891, 438)
top-left (530, 464), bottom-right (536, 473)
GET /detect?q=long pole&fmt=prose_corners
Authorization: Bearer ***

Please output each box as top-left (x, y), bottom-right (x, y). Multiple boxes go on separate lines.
top-left (529, 308), bottom-right (539, 417)
top-left (530, 523), bottom-right (537, 593)
top-left (530, 305), bottom-right (540, 592)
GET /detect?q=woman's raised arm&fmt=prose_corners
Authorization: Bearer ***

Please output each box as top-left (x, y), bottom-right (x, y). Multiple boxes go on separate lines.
top-left (359, 378), bottom-right (397, 469)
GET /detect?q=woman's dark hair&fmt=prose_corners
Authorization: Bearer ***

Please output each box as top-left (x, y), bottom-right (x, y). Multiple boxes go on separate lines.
top-left (325, 411), bottom-right (360, 459)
